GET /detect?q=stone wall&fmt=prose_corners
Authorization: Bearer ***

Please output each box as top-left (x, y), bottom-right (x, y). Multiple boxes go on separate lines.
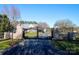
top-left (4, 24), bottom-right (23, 39)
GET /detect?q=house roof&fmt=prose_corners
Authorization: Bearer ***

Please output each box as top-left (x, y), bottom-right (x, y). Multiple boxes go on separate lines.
top-left (21, 24), bottom-right (37, 29)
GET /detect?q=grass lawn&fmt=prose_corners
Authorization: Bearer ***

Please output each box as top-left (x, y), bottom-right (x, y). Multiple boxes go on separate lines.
top-left (25, 31), bottom-right (50, 37)
top-left (52, 40), bottom-right (79, 53)
top-left (25, 31), bottom-right (37, 37)
top-left (0, 39), bottom-right (20, 52)
top-left (0, 40), bottom-right (11, 52)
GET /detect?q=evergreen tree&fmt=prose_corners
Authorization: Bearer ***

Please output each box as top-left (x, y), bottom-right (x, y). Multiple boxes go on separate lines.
top-left (0, 14), bottom-right (14, 32)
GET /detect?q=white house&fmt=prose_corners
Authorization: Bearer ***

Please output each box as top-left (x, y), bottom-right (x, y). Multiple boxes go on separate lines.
top-left (21, 24), bottom-right (37, 29)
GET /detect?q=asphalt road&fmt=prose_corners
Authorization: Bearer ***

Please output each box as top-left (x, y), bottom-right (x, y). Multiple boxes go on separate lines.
top-left (3, 39), bottom-right (68, 55)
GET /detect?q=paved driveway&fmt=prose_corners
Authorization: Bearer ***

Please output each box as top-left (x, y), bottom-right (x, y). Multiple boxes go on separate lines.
top-left (3, 39), bottom-right (68, 55)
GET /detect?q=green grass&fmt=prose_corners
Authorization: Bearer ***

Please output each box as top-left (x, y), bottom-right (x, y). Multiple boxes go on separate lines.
top-left (0, 40), bottom-right (11, 51)
top-left (52, 40), bottom-right (79, 53)
top-left (25, 31), bottom-right (37, 37)
top-left (0, 39), bottom-right (21, 52)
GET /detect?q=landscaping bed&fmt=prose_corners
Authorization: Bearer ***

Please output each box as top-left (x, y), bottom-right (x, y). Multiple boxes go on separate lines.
top-left (52, 40), bottom-right (79, 54)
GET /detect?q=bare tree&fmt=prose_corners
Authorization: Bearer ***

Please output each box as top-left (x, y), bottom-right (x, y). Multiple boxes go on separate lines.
top-left (2, 6), bottom-right (10, 23)
top-left (2, 5), bottom-right (10, 18)
top-left (54, 19), bottom-right (75, 28)
top-left (10, 6), bottom-right (20, 20)
top-left (2, 5), bottom-right (21, 45)
top-left (54, 19), bottom-right (76, 34)
top-left (2, 5), bottom-right (21, 25)
top-left (37, 22), bottom-right (49, 30)
top-left (10, 6), bottom-right (21, 28)
top-left (10, 6), bottom-right (21, 45)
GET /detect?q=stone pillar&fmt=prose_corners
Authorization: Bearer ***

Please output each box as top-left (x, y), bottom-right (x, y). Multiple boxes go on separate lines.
top-left (4, 32), bottom-right (10, 39)
top-left (13, 24), bottom-right (23, 39)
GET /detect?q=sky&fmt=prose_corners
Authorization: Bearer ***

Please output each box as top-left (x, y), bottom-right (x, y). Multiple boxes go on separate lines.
top-left (0, 4), bottom-right (79, 27)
